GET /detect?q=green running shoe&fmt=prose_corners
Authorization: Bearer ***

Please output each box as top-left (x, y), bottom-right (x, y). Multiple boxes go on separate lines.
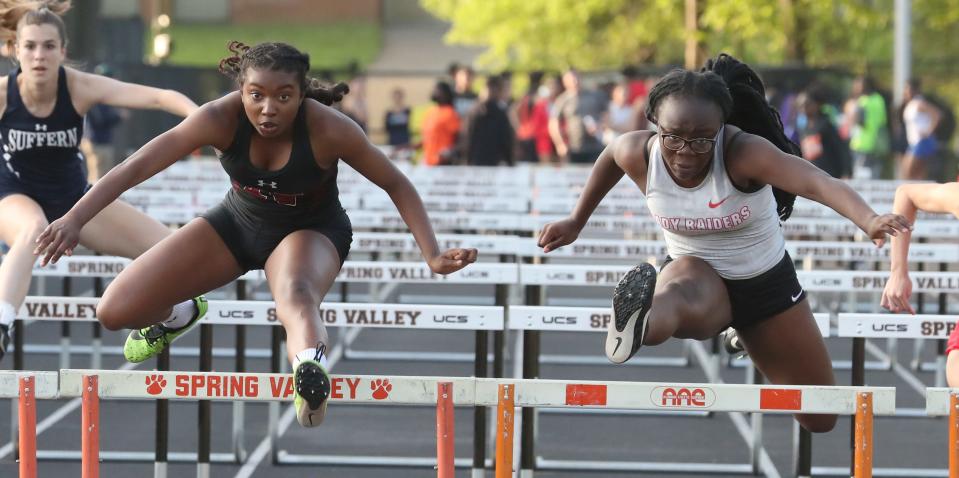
top-left (123, 296), bottom-right (208, 363)
top-left (294, 344), bottom-right (331, 427)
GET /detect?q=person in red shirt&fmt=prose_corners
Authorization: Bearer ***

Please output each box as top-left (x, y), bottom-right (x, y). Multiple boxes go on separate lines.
top-left (420, 81), bottom-right (460, 166)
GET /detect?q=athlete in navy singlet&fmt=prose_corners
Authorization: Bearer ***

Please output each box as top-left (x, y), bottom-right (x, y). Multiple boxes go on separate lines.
top-left (0, 1), bottom-right (198, 362)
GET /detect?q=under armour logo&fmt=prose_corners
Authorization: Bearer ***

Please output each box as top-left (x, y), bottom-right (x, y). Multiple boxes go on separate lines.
top-left (34, 124), bottom-right (47, 132)
top-left (257, 180), bottom-right (278, 189)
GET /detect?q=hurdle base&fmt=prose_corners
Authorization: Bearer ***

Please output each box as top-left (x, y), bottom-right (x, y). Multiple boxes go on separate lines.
top-left (812, 465), bottom-right (947, 477)
top-left (35, 449), bottom-right (236, 463)
top-left (276, 450), bottom-right (492, 468)
top-left (343, 348), bottom-right (494, 363)
top-left (539, 353), bottom-right (689, 368)
top-left (538, 407), bottom-right (710, 417)
top-left (536, 457), bottom-right (757, 474)
top-left (18, 344), bottom-right (273, 359)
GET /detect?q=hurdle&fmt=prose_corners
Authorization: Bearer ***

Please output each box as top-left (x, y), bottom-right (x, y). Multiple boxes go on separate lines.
top-left (5, 370), bottom-right (890, 478)
top-left (14, 296), bottom-right (504, 475)
top-left (925, 388), bottom-right (959, 478)
top-left (0, 372), bottom-right (59, 478)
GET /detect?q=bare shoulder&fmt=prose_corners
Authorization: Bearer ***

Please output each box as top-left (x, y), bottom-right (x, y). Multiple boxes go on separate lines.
top-left (304, 98), bottom-right (367, 154)
top-left (612, 130), bottom-right (655, 169)
top-left (194, 92), bottom-right (243, 151)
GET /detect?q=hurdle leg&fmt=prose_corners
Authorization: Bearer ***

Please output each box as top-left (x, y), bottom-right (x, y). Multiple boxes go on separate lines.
top-left (12, 317), bottom-right (24, 460)
top-left (155, 349), bottom-right (170, 478)
top-left (853, 391), bottom-right (873, 478)
top-left (82, 375), bottom-right (100, 478)
top-left (18, 375), bottom-right (37, 478)
top-left (495, 384), bottom-right (515, 478)
top-left (198, 324), bottom-right (213, 478)
top-left (436, 382), bottom-right (455, 478)
top-left (950, 393), bottom-right (959, 478)
top-left (473, 330), bottom-right (488, 478)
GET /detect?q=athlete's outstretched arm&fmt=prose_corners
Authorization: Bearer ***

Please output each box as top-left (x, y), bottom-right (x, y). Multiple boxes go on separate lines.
top-left (72, 67), bottom-right (198, 117)
top-left (882, 182), bottom-right (959, 313)
top-left (538, 132), bottom-right (648, 253)
top-left (330, 111), bottom-right (477, 274)
top-left (34, 101), bottom-right (233, 265)
top-left (733, 134), bottom-right (911, 246)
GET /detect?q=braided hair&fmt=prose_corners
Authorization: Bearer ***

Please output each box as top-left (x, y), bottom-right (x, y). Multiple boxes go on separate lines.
top-left (218, 41), bottom-right (349, 106)
top-left (645, 53), bottom-right (800, 221)
top-left (0, 0), bottom-right (71, 50)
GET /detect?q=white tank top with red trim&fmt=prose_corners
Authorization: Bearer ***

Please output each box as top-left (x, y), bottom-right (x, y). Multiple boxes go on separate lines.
top-left (644, 128), bottom-right (785, 279)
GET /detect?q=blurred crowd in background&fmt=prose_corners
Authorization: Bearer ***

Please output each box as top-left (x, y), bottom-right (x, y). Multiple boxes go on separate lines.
top-left (283, 64), bottom-right (954, 183)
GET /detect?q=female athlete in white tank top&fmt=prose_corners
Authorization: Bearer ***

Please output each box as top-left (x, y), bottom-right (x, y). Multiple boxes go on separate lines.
top-left (538, 54), bottom-right (911, 435)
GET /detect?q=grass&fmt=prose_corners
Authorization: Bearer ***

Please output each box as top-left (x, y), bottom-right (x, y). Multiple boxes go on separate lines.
top-left (151, 22), bottom-right (382, 70)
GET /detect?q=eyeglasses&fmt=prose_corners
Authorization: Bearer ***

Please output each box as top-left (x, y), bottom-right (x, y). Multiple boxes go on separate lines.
top-left (660, 134), bottom-right (716, 154)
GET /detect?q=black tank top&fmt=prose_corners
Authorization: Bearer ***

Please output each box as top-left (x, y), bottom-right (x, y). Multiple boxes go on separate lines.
top-left (0, 66), bottom-right (86, 197)
top-left (219, 102), bottom-right (340, 222)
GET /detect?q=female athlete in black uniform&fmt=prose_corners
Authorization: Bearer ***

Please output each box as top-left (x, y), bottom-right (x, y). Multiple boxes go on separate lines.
top-left (35, 41), bottom-right (478, 427)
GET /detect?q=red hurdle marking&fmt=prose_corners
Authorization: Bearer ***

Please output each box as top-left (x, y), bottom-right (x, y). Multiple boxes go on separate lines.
top-left (494, 383), bottom-right (514, 478)
top-left (436, 382), bottom-right (454, 478)
top-left (81, 375), bottom-right (99, 478)
top-left (854, 392), bottom-right (873, 478)
top-left (18, 376), bottom-right (37, 478)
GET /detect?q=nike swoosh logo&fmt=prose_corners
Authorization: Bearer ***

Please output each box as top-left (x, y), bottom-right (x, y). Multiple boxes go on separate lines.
top-left (612, 337), bottom-right (623, 356)
top-left (708, 196), bottom-right (731, 208)
top-left (791, 289), bottom-right (804, 302)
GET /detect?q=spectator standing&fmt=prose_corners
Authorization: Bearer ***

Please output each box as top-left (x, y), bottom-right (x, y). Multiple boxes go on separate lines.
top-left (549, 69), bottom-right (607, 164)
top-left (513, 72), bottom-right (543, 162)
top-left (603, 83), bottom-right (635, 144)
top-left (384, 87), bottom-right (411, 148)
top-left (451, 64), bottom-right (478, 118)
top-left (464, 76), bottom-right (514, 166)
top-left (898, 78), bottom-right (942, 180)
top-left (796, 90), bottom-right (851, 179)
top-left (420, 81), bottom-right (460, 166)
top-left (848, 76), bottom-right (889, 179)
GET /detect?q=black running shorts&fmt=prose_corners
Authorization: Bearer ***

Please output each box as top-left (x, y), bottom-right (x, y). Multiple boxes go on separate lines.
top-left (661, 251), bottom-right (805, 330)
top-left (202, 197), bottom-right (352, 272)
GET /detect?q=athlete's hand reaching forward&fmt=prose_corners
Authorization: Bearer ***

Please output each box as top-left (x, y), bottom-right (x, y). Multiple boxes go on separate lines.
top-left (881, 271), bottom-right (915, 315)
top-left (34, 214), bottom-right (82, 266)
top-left (428, 248), bottom-right (478, 275)
top-left (865, 213), bottom-right (913, 247)
top-left (538, 217), bottom-right (583, 253)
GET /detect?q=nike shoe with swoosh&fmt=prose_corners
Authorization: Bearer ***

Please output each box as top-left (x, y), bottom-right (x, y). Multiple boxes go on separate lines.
top-left (606, 263), bottom-right (657, 364)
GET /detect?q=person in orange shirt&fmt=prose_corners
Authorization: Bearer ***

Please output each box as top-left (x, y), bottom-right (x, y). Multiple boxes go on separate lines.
top-left (420, 81), bottom-right (460, 166)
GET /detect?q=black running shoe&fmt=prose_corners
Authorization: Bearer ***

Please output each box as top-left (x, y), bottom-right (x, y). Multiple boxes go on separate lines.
top-left (0, 323), bottom-right (11, 362)
top-left (606, 263), bottom-right (657, 364)
top-left (722, 327), bottom-right (747, 357)
top-left (294, 344), bottom-right (331, 427)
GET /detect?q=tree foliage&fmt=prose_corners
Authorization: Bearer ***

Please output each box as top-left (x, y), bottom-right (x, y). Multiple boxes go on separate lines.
top-left (421, 0), bottom-right (957, 74)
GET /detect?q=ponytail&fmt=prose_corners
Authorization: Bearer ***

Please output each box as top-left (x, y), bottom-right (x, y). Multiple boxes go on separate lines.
top-left (702, 53), bottom-right (799, 221)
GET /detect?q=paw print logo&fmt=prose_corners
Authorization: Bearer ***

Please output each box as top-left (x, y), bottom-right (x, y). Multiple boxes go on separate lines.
top-left (145, 374), bottom-right (167, 395)
top-left (370, 379), bottom-right (392, 400)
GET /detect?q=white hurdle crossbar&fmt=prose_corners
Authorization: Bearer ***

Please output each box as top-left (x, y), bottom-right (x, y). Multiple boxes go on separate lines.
top-left (0, 369), bottom-right (895, 478)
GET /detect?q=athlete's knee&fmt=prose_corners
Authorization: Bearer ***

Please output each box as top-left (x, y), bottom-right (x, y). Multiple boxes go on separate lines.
top-left (274, 279), bottom-right (320, 317)
top-left (96, 293), bottom-right (132, 331)
top-left (656, 279), bottom-right (708, 317)
top-left (799, 413), bottom-right (837, 433)
top-left (13, 217), bottom-right (48, 246)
